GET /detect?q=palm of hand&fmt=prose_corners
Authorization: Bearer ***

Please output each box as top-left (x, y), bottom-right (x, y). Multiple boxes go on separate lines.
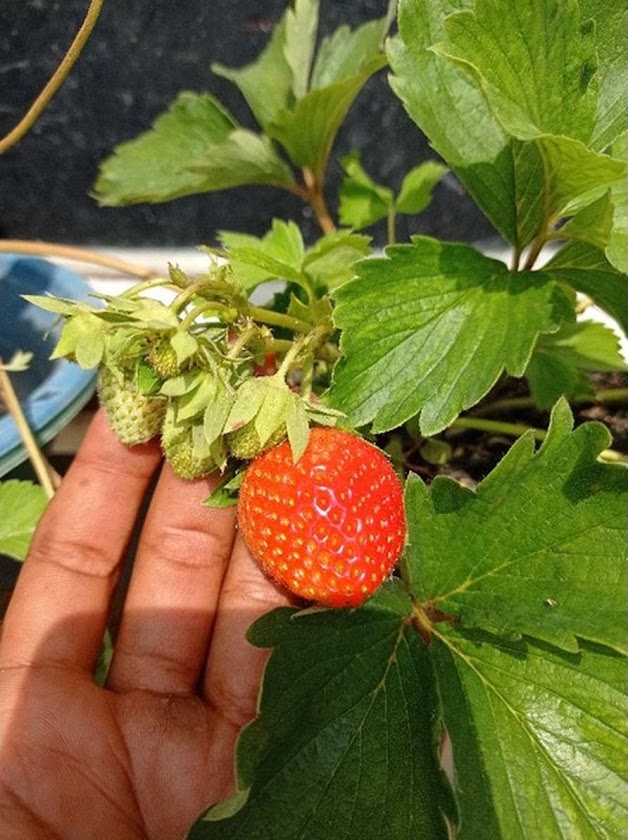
top-left (3, 665), bottom-right (230, 839)
top-left (0, 413), bottom-right (291, 840)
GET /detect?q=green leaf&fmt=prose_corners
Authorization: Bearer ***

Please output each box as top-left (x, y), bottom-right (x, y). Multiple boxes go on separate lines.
top-left (338, 152), bottom-right (393, 229)
top-left (268, 54), bottom-right (387, 177)
top-left (95, 93), bottom-right (295, 206)
top-left (580, 1), bottom-right (628, 151)
top-left (545, 241), bottom-right (628, 335)
top-left (302, 229), bottom-right (372, 292)
top-left (189, 586), bottom-right (454, 839)
top-left (557, 191), bottom-right (614, 251)
top-left (310, 15), bottom-right (388, 89)
top-left (285, 397), bottom-right (310, 462)
top-left (187, 128), bottom-right (296, 192)
top-left (203, 470), bottom-right (244, 508)
top-left (203, 382), bottom-right (234, 448)
top-left (170, 330), bottom-right (198, 366)
top-left (22, 294), bottom-right (90, 317)
top-left (388, 1), bottom-right (520, 244)
top-left (433, 632), bottom-right (628, 839)
top-left (51, 312), bottom-right (106, 369)
top-left (526, 321), bottom-right (627, 409)
top-left (329, 238), bottom-right (568, 435)
top-left (527, 135), bottom-right (624, 220)
top-left (136, 358), bottom-right (163, 396)
top-left (219, 220), bottom-right (305, 289)
top-left (211, 16), bottom-right (293, 130)
top-left (405, 399), bottom-right (628, 654)
top-left (160, 370), bottom-right (205, 397)
top-left (526, 351), bottom-right (585, 411)
top-left (177, 373), bottom-right (216, 422)
top-left (284, 0), bottom-right (319, 99)
top-left (95, 93), bottom-right (233, 204)
top-left (606, 132), bottom-right (628, 273)
top-left (436, 1), bottom-right (625, 218)
top-left (396, 161), bottom-right (448, 215)
top-left (388, 1), bottom-right (625, 249)
top-left (436, 0), bottom-right (598, 143)
top-left (0, 480), bottom-right (48, 561)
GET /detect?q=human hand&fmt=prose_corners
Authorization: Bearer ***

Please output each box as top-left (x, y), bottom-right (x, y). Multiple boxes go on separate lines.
top-left (0, 410), bottom-right (293, 839)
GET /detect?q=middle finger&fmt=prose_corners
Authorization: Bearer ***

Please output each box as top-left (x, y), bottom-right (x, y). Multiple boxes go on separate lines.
top-left (106, 463), bottom-right (237, 695)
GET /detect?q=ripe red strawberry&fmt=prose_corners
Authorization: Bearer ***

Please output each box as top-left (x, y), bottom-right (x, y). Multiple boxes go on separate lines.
top-left (238, 428), bottom-right (406, 608)
top-left (253, 352), bottom-right (278, 377)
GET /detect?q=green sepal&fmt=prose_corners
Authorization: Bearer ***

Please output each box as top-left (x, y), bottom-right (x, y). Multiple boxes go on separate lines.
top-left (50, 312), bottom-right (106, 369)
top-left (203, 470), bottom-right (245, 508)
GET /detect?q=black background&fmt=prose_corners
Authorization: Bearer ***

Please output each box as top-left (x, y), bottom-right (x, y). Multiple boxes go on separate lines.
top-left (0, 0), bottom-right (494, 248)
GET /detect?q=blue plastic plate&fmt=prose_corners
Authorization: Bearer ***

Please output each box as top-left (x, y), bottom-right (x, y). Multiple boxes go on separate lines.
top-left (0, 255), bottom-right (99, 476)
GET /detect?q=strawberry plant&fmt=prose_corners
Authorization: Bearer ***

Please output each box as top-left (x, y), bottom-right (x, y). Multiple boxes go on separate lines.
top-left (23, 0), bottom-right (628, 837)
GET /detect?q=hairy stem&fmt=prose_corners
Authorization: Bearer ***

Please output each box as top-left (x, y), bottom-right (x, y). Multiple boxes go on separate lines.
top-left (300, 354), bottom-right (314, 400)
top-left (521, 233), bottom-right (548, 271)
top-left (277, 338), bottom-right (306, 379)
top-left (264, 338), bottom-right (295, 354)
top-left (119, 277), bottom-right (180, 298)
top-left (0, 0), bottom-right (105, 154)
top-left (511, 242), bottom-right (522, 272)
top-left (302, 167), bottom-right (336, 235)
top-left (387, 206), bottom-right (396, 246)
top-left (170, 282), bottom-right (210, 314)
top-left (246, 305), bottom-right (312, 334)
top-left (0, 364), bottom-right (60, 498)
top-left (452, 415), bottom-right (546, 441)
top-left (0, 240), bottom-right (155, 279)
top-left (452, 415), bottom-right (625, 463)
top-left (179, 300), bottom-right (232, 331)
top-left (474, 388), bottom-right (628, 416)
top-left (226, 326), bottom-right (258, 360)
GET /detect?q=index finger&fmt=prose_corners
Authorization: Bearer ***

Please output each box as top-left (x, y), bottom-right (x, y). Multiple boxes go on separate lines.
top-left (0, 410), bottom-right (162, 674)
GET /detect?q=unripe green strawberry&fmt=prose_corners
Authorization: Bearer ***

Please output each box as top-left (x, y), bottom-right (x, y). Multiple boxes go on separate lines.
top-left (238, 428), bottom-right (406, 608)
top-left (98, 366), bottom-right (166, 445)
top-left (227, 422), bottom-right (287, 460)
top-left (161, 408), bottom-right (217, 480)
top-left (164, 435), bottom-right (217, 480)
top-left (146, 337), bottom-right (179, 379)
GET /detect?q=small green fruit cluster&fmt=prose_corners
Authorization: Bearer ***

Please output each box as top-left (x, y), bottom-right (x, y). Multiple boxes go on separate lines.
top-left (29, 261), bottom-right (340, 481)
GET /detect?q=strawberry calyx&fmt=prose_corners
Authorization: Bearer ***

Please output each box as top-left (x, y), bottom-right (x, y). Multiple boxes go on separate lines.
top-left (29, 257), bottom-right (344, 481)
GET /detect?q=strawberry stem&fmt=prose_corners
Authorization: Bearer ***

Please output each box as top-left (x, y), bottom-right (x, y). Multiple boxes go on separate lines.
top-left (300, 354), bottom-right (314, 399)
top-left (473, 388), bottom-right (628, 416)
top-left (245, 306), bottom-right (312, 334)
top-left (451, 415), bottom-right (626, 463)
top-left (179, 300), bottom-right (234, 331)
top-left (170, 282), bottom-right (209, 314)
top-left (119, 277), bottom-right (180, 298)
top-left (264, 338), bottom-right (295, 354)
top-left (226, 326), bottom-right (258, 359)
top-left (302, 167), bottom-right (336, 235)
top-left (276, 339), bottom-right (305, 379)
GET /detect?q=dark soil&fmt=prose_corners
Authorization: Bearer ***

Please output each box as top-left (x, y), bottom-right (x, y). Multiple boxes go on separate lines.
top-left (400, 372), bottom-right (628, 488)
